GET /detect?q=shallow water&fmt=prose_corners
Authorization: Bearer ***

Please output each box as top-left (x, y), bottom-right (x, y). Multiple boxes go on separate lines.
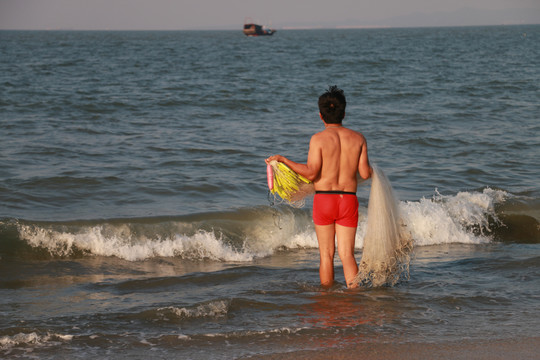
top-left (1, 26), bottom-right (539, 358)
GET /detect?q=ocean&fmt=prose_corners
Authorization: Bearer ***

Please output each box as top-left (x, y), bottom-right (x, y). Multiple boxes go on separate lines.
top-left (0, 25), bottom-right (539, 359)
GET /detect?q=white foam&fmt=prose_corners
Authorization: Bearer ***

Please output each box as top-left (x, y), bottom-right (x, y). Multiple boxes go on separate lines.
top-left (15, 188), bottom-right (508, 261)
top-left (0, 332), bottom-right (40, 348)
top-left (0, 332), bottom-right (72, 350)
top-left (159, 300), bottom-right (230, 320)
top-left (18, 225), bottom-right (260, 262)
top-left (16, 208), bottom-right (319, 262)
top-left (399, 188), bottom-right (507, 246)
top-left (200, 326), bottom-right (306, 339)
top-left (242, 210), bottom-right (318, 254)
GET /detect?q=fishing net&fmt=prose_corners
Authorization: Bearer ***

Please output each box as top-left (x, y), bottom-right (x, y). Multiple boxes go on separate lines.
top-left (351, 167), bottom-right (413, 287)
top-left (267, 160), bottom-right (314, 208)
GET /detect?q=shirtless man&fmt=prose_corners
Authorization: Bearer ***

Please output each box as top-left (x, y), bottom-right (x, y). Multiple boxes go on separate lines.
top-left (266, 86), bottom-right (372, 288)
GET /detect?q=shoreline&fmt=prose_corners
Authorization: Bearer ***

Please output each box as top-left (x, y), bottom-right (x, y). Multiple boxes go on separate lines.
top-left (242, 337), bottom-right (540, 360)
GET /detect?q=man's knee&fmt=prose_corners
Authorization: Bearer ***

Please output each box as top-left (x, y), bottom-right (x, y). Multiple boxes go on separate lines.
top-left (338, 246), bottom-right (354, 259)
top-left (319, 251), bottom-right (334, 263)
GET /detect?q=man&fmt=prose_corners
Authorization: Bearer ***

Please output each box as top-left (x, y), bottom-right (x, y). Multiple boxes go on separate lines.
top-left (265, 86), bottom-right (372, 288)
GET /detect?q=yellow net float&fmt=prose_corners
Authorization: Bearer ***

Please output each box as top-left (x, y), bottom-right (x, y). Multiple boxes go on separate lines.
top-left (266, 160), bottom-right (314, 207)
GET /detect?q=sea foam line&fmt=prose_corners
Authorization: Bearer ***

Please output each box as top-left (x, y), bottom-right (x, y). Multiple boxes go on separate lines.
top-left (0, 332), bottom-right (73, 351)
top-left (399, 188), bottom-right (507, 246)
top-left (13, 188), bottom-right (508, 261)
top-left (18, 225), bottom-right (259, 262)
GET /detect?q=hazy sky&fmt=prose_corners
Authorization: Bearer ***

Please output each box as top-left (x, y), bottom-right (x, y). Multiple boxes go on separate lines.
top-left (1, 0), bottom-right (539, 30)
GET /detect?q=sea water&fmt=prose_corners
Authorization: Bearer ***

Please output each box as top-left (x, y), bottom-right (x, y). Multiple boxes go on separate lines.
top-left (0, 26), bottom-right (539, 359)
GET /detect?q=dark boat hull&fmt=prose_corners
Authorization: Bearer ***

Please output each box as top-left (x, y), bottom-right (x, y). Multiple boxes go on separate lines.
top-left (243, 23), bottom-right (276, 36)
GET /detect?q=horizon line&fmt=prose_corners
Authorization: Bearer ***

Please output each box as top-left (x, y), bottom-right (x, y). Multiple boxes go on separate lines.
top-left (1, 22), bottom-right (538, 32)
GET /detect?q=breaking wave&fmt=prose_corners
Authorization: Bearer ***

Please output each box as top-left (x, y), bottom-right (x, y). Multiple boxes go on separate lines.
top-left (1, 188), bottom-right (538, 262)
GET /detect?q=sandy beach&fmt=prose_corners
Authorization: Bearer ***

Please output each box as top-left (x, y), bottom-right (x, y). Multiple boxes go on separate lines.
top-left (244, 337), bottom-right (540, 359)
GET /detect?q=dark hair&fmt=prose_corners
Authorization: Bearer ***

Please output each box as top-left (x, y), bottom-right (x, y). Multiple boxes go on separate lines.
top-left (318, 85), bottom-right (346, 124)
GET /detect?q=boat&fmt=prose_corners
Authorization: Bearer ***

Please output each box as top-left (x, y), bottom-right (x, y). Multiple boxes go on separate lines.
top-left (243, 21), bottom-right (276, 36)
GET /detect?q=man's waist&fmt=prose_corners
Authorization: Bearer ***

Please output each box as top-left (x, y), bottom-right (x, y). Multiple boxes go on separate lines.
top-left (315, 190), bottom-right (356, 195)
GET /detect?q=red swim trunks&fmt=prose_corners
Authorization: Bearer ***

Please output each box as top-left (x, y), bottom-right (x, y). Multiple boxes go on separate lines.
top-left (312, 191), bottom-right (359, 228)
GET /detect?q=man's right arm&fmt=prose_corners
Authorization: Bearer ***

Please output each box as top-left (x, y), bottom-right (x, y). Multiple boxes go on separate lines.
top-left (265, 135), bottom-right (323, 182)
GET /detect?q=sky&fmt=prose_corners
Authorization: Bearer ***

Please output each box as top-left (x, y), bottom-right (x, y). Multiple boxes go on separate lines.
top-left (1, 0), bottom-right (539, 30)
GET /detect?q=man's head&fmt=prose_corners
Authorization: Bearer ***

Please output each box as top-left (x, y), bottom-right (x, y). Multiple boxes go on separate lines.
top-left (318, 85), bottom-right (346, 124)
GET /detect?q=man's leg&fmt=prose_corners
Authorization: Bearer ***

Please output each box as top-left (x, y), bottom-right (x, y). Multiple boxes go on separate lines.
top-left (336, 224), bottom-right (358, 288)
top-left (314, 224), bottom-right (335, 288)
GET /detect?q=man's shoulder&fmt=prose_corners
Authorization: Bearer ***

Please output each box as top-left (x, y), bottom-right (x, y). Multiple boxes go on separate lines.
top-left (312, 127), bottom-right (366, 142)
top-left (351, 129), bottom-right (366, 141)
top-left (310, 131), bottom-right (325, 145)
top-left (343, 126), bottom-right (365, 139)
top-left (336, 127), bottom-right (366, 142)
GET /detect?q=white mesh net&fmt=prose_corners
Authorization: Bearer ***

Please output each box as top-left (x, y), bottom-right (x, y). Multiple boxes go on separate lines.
top-left (351, 167), bottom-right (413, 287)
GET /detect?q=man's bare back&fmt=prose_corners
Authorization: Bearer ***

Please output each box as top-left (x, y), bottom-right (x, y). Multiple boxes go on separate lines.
top-left (268, 122), bottom-right (370, 188)
top-left (308, 125), bottom-right (371, 192)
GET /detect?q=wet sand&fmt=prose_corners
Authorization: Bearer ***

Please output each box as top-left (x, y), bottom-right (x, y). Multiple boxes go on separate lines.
top-left (242, 337), bottom-right (540, 360)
